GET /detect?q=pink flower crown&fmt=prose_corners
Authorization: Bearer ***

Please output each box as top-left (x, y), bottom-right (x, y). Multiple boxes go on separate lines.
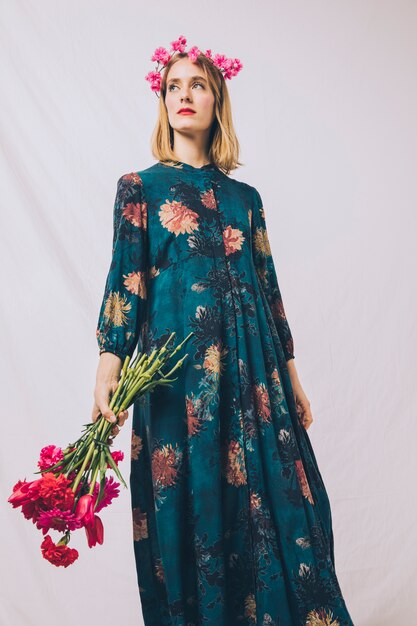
top-left (145, 35), bottom-right (243, 96)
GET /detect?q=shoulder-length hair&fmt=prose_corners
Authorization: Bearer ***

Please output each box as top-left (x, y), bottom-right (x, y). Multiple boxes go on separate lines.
top-left (150, 52), bottom-right (243, 175)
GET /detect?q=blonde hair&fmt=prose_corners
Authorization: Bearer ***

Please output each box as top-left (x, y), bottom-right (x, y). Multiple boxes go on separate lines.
top-left (150, 53), bottom-right (243, 175)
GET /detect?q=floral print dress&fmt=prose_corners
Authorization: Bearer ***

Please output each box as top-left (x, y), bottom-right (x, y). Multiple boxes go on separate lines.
top-left (96, 161), bottom-right (355, 626)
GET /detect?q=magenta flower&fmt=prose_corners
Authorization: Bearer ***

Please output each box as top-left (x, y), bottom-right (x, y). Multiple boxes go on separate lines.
top-left (144, 70), bottom-right (162, 92)
top-left (188, 46), bottom-right (202, 62)
top-left (211, 54), bottom-right (243, 79)
top-left (109, 450), bottom-right (124, 467)
top-left (93, 476), bottom-right (120, 512)
top-left (170, 35), bottom-right (187, 53)
top-left (225, 58), bottom-right (243, 79)
top-left (144, 35), bottom-right (243, 95)
top-left (151, 47), bottom-right (171, 65)
top-left (37, 445), bottom-right (64, 471)
top-left (213, 54), bottom-right (228, 72)
top-left (36, 508), bottom-right (82, 535)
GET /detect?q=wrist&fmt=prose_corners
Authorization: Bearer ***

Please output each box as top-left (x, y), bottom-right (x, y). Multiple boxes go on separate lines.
top-left (97, 352), bottom-right (122, 382)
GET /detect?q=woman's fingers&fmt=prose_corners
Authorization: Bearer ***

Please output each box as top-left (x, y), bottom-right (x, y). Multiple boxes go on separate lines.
top-left (301, 408), bottom-right (313, 430)
top-left (93, 382), bottom-right (118, 424)
top-left (117, 409), bottom-right (129, 427)
top-left (91, 402), bottom-right (101, 423)
top-left (111, 424), bottom-right (120, 437)
top-left (98, 402), bottom-right (117, 424)
top-left (92, 383), bottom-right (130, 433)
top-left (296, 399), bottom-right (313, 430)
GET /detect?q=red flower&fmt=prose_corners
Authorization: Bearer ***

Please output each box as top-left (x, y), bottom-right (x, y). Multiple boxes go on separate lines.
top-left (85, 514), bottom-right (104, 548)
top-left (40, 535), bottom-right (79, 568)
top-left (8, 479), bottom-right (41, 508)
top-left (38, 472), bottom-right (74, 510)
top-left (75, 494), bottom-right (104, 548)
top-left (8, 479), bottom-right (44, 522)
top-left (74, 494), bottom-right (95, 527)
top-left (8, 474), bottom-right (75, 523)
top-left (21, 499), bottom-right (43, 523)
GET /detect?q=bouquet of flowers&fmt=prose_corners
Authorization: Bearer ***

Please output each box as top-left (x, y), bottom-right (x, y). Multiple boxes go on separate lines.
top-left (8, 331), bottom-right (193, 567)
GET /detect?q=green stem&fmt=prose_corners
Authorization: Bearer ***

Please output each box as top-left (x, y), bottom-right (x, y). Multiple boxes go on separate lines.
top-left (88, 449), bottom-right (100, 495)
top-left (68, 332), bottom-right (194, 496)
top-left (72, 441), bottom-right (95, 493)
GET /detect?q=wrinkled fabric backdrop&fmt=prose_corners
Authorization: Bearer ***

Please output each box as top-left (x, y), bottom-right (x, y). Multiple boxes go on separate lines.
top-left (1, 1), bottom-right (416, 625)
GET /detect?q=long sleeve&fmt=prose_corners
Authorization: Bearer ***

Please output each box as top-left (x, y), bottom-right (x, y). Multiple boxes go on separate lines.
top-left (96, 172), bottom-right (148, 360)
top-left (250, 188), bottom-right (295, 361)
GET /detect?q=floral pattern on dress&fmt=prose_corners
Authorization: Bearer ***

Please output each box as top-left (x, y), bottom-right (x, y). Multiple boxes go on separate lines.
top-left (96, 161), bottom-right (355, 626)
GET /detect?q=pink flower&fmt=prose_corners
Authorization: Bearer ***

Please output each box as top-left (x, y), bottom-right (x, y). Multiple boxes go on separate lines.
top-left (144, 70), bottom-right (162, 92)
top-left (92, 476), bottom-right (120, 512)
top-left (213, 53), bottom-right (228, 71)
top-left (212, 54), bottom-right (243, 79)
top-left (36, 508), bottom-right (82, 535)
top-left (151, 47), bottom-right (171, 65)
top-left (224, 58), bottom-right (243, 79)
top-left (85, 514), bottom-right (104, 548)
top-left (108, 450), bottom-right (124, 467)
top-left (38, 445), bottom-right (64, 471)
top-left (170, 35), bottom-right (187, 53)
top-left (188, 46), bottom-right (202, 62)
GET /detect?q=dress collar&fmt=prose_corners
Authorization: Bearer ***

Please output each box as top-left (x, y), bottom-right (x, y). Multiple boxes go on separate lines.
top-left (158, 160), bottom-right (218, 173)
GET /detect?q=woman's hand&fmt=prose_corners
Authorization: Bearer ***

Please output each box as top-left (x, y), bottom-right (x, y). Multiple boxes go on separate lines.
top-left (92, 352), bottom-right (129, 437)
top-left (286, 359), bottom-right (313, 430)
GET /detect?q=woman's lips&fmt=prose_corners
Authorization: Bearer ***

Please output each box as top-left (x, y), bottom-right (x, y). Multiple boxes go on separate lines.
top-left (178, 110), bottom-right (196, 115)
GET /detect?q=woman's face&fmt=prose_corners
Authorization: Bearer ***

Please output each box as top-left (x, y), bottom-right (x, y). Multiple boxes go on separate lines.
top-left (164, 57), bottom-right (216, 136)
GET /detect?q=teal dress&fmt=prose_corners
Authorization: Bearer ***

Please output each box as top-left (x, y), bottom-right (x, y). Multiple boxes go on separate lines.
top-left (96, 161), bottom-right (355, 626)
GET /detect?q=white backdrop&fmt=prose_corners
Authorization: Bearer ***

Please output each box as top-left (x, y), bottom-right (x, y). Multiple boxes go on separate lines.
top-left (1, 1), bottom-right (416, 625)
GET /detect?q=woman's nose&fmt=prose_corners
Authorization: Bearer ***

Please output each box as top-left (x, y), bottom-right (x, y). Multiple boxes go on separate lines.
top-left (180, 89), bottom-right (192, 100)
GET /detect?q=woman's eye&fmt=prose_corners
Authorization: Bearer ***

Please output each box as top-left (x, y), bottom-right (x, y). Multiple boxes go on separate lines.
top-left (168, 82), bottom-right (204, 91)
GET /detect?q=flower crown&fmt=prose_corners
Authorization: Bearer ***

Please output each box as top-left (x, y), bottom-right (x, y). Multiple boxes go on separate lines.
top-left (145, 35), bottom-right (243, 96)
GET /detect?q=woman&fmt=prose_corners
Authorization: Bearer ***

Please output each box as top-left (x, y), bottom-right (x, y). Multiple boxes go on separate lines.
top-left (92, 36), bottom-right (355, 626)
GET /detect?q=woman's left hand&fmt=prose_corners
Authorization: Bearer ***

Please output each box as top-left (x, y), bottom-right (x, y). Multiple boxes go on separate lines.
top-left (286, 359), bottom-right (313, 430)
top-left (294, 386), bottom-right (313, 430)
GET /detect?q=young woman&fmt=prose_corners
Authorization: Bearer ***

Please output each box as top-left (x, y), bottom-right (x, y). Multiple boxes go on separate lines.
top-left (92, 36), bottom-right (355, 626)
